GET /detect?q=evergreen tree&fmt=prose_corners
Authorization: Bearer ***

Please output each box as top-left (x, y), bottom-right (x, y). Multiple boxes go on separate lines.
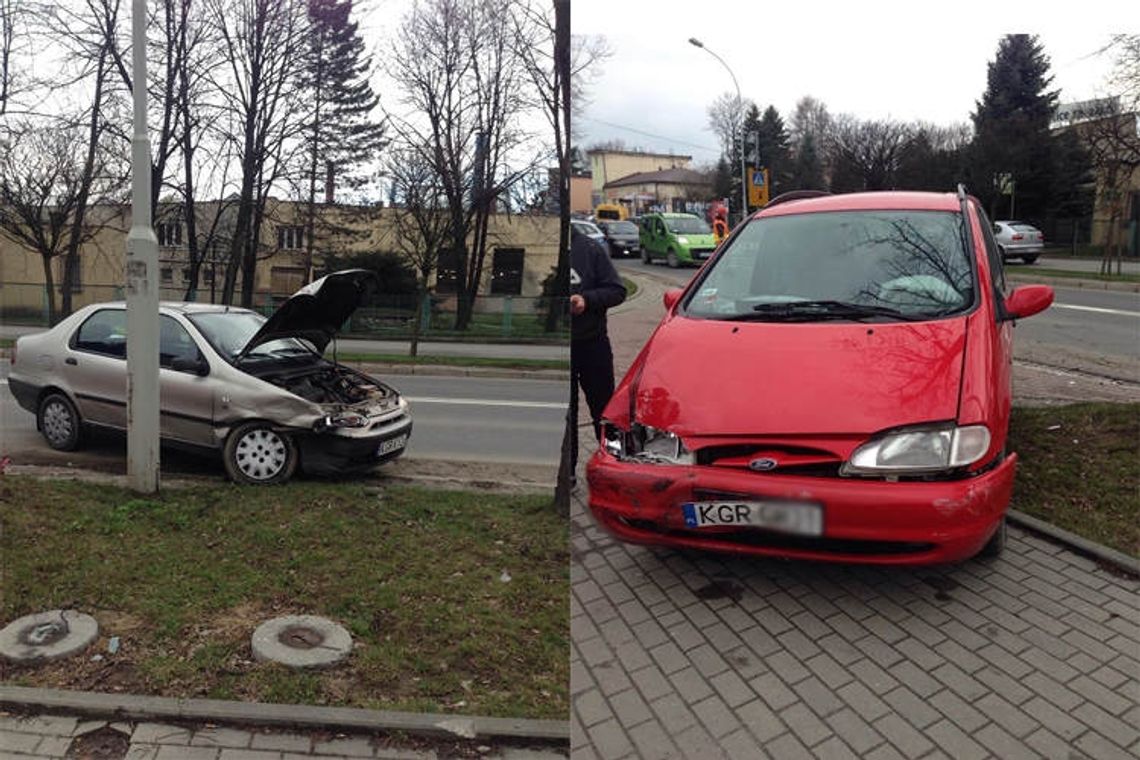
top-left (756, 105), bottom-right (791, 197)
top-left (300, 0), bottom-right (386, 276)
top-left (788, 133), bottom-right (824, 191)
top-left (712, 155), bottom-right (733, 201)
top-left (969, 34), bottom-right (1058, 220)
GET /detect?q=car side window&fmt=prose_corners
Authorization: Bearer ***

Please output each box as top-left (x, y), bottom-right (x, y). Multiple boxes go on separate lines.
top-left (159, 315), bottom-right (202, 370)
top-left (73, 309), bottom-right (128, 359)
top-left (975, 205), bottom-right (1007, 294)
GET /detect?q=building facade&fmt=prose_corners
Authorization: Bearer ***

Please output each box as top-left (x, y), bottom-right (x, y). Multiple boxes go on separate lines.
top-left (588, 149), bottom-right (692, 207)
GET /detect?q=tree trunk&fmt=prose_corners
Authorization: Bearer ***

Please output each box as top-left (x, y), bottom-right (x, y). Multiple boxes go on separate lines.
top-left (41, 253), bottom-right (57, 326)
top-left (410, 282), bottom-right (426, 358)
top-left (551, 0), bottom-right (571, 516)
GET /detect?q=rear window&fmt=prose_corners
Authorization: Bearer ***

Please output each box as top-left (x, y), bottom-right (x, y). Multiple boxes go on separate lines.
top-left (684, 210), bottom-right (976, 321)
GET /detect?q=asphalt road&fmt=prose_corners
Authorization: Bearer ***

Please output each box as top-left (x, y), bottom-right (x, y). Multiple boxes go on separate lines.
top-left (0, 373), bottom-right (567, 476)
top-left (615, 259), bottom-right (1140, 375)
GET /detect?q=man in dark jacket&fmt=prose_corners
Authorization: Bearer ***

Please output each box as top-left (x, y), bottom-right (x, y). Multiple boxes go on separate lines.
top-left (570, 225), bottom-right (627, 477)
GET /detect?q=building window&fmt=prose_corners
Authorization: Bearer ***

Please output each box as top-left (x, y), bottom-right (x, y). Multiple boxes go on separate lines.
top-left (202, 266), bottom-right (215, 284)
top-left (490, 247), bottom-right (524, 295)
top-left (436, 250), bottom-right (463, 294)
top-left (270, 266), bottom-right (307, 295)
top-left (161, 267), bottom-right (174, 285)
top-left (157, 221), bottom-right (183, 247)
top-left (278, 225), bottom-right (305, 250)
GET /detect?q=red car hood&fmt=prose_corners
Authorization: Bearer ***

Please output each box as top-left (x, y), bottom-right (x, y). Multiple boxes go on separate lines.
top-left (634, 315), bottom-right (968, 436)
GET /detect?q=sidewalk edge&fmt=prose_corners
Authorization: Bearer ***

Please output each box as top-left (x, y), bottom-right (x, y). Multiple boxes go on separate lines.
top-left (1006, 272), bottom-right (1140, 292)
top-left (1007, 509), bottom-right (1140, 577)
top-left (0, 685), bottom-right (569, 743)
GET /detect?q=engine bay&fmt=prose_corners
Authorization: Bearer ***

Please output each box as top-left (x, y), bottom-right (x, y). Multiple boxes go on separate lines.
top-left (256, 362), bottom-right (397, 408)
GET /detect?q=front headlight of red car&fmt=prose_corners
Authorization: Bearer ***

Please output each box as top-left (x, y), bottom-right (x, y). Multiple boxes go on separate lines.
top-left (843, 424), bottom-right (991, 476)
top-left (602, 422), bottom-right (694, 465)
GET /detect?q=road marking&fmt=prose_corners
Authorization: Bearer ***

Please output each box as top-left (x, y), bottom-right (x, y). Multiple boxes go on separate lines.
top-left (406, 396), bottom-right (566, 410)
top-left (1053, 303), bottom-right (1139, 318)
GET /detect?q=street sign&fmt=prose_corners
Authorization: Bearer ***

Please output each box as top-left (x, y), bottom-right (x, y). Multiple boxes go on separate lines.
top-left (748, 167), bottom-right (769, 208)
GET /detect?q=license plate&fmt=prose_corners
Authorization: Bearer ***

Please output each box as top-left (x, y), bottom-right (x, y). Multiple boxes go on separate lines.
top-left (681, 500), bottom-right (822, 536)
top-left (377, 435), bottom-right (408, 457)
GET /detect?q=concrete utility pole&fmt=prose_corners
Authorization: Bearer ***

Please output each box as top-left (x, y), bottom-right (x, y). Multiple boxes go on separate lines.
top-left (125, 0), bottom-right (160, 492)
top-left (689, 38), bottom-right (747, 226)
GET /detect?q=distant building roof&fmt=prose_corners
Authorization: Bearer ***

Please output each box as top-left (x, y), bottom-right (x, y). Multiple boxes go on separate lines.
top-left (588, 148), bottom-right (693, 161)
top-left (604, 167), bottom-right (711, 189)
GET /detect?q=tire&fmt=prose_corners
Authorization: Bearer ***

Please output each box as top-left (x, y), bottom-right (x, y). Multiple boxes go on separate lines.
top-left (223, 421), bottom-right (298, 485)
top-left (38, 392), bottom-right (82, 451)
top-left (640, 246), bottom-right (651, 264)
top-left (977, 516), bottom-right (1007, 559)
top-left (666, 249), bottom-right (679, 268)
top-left (1022, 255), bottom-right (1038, 264)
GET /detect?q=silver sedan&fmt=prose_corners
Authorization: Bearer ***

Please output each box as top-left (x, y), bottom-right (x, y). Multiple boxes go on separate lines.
top-left (7, 270), bottom-right (411, 484)
top-left (993, 220), bottom-right (1044, 264)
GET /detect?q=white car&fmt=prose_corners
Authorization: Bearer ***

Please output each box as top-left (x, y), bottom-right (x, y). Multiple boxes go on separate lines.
top-left (993, 221), bottom-right (1044, 264)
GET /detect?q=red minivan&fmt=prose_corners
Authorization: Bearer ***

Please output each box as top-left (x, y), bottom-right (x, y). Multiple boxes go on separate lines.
top-left (586, 189), bottom-right (1054, 565)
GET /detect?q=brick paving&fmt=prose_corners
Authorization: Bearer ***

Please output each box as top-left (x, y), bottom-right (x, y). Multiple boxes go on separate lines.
top-left (570, 269), bottom-right (1140, 758)
top-left (0, 715), bottom-right (567, 759)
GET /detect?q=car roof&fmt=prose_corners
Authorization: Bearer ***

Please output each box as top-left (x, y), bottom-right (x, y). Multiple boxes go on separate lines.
top-left (757, 191), bottom-right (962, 219)
top-left (77, 301), bottom-right (256, 315)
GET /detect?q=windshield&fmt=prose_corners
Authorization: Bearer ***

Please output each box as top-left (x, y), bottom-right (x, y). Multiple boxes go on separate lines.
top-left (607, 221), bottom-right (638, 234)
top-left (188, 311), bottom-right (317, 360)
top-left (684, 210), bottom-right (975, 321)
top-left (575, 221), bottom-right (603, 236)
top-left (666, 216), bottom-right (711, 234)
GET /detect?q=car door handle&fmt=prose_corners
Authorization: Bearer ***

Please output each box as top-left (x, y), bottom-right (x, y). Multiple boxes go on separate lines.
top-left (65, 357), bottom-right (78, 365)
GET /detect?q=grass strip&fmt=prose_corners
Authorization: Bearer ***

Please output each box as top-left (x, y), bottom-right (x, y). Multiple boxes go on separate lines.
top-left (0, 479), bottom-right (568, 719)
top-left (1009, 403), bottom-right (1139, 557)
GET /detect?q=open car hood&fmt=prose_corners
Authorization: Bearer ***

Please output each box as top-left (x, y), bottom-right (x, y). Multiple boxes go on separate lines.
top-left (633, 315), bottom-right (968, 437)
top-left (239, 269), bottom-right (378, 357)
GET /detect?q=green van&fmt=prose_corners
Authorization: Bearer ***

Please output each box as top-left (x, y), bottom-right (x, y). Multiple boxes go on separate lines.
top-left (639, 213), bottom-right (718, 267)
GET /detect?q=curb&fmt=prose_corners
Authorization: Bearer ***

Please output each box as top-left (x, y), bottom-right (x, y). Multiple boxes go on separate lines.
top-left (0, 686), bottom-right (570, 744)
top-left (1006, 272), bottom-right (1140, 293)
top-left (1007, 509), bottom-right (1140, 578)
top-left (353, 362), bottom-right (568, 381)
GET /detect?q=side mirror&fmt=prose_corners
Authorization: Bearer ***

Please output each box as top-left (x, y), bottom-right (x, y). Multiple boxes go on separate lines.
top-left (663, 288), bottom-right (683, 311)
top-left (171, 356), bottom-right (210, 376)
top-left (1003, 284), bottom-right (1054, 321)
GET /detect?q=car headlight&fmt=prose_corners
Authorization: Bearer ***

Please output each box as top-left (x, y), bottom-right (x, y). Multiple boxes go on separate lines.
top-left (316, 412), bottom-right (369, 430)
top-left (843, 424), bottom-right (991, 475)
top-left (602, 422), bottom-right (693, 465)
top-left (676, 236), bottom-right (689, 245)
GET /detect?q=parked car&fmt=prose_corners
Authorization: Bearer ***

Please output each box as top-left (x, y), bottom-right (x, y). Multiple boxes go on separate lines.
top-left (993, 220), bottom-right (1044, 263)
top-left (8, 270), bottom-right (412, 485)
top-left (571, 219), bottom-right (607, 247)
top-left (598, 220), bottom-right (642, 258)
top-left (639, 212), bottom-right (718, 267)
top-left (586, 189), bottom-right (1054, 565)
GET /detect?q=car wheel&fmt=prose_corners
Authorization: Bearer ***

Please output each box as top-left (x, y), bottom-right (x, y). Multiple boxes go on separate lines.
top-left (1022, 255), bottom-right (1038, 264)
top-left (223, 421), bottom-right (298, 485)
top-left (38, 392), bottom-right (82, 451)
top-left (666, 249), bottom-right (679, 268)
top-left (640, 246), bottom-right (651, 264)
top-left (977, 516), bottom-right (1007, 559)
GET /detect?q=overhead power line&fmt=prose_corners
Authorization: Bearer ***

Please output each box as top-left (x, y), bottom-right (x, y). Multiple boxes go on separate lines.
top-left (577, 116), bottom-right (721, 155)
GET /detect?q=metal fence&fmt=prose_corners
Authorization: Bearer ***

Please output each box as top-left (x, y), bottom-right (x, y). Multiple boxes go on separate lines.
top-left (0, 282), bottom-right (569, 342)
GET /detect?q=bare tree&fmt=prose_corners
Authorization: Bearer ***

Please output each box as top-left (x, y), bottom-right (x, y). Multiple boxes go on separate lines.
top-left (207, 0), bottom-right (309, 306)
top-left (0, 0), bottom-right (25, 115)
top-left (706, 91), bottom-right (751, 159)
top-left (0, 121), bottom-right (124, 324)
top-left (386, 145), bottom-right (452, 357)
top-left (1082, 35), bottom-right (1140, 274)
top-left (828, 115), bottom-right (914, 192)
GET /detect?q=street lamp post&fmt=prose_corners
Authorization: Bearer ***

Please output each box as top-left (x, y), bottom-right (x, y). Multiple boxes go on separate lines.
top-left (126, 0), bottom-right (160, 492)
top-left (689, 37), bottom-right (747, 225)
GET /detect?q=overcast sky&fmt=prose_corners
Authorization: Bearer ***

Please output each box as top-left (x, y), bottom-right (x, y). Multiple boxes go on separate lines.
top-left (572, 0), bottom-right (1124, 166)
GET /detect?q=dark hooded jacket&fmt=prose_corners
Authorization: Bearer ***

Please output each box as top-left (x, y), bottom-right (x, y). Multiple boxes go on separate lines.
top-left (571, 228), bottom-right (626, 343)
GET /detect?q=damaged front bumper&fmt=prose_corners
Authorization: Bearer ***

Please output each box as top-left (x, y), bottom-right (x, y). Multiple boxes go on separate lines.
top-left (299, 409), bottom-right (413, 475)
top-left (585, 448), bottom-right (1018, 565)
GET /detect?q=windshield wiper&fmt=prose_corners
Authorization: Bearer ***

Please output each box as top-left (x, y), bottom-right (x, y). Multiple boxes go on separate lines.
top-left (723, 300), bottom-right (926, 322)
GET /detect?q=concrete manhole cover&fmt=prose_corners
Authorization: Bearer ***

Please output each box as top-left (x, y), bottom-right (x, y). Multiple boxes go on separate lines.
top-left (251, 615), bottom-right (352, 668)
top-left (0, 610), bottom-right (99, 664)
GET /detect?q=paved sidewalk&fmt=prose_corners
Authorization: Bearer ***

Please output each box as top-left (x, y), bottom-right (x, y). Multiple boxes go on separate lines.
top-left (569, 270), bottom-right (1140, 759)
top-left (0, 713), bottom-right (566, 759)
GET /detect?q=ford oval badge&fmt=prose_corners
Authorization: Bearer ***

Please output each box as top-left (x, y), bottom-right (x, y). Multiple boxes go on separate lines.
top-left (749, 458), bottom-right (778, 472)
